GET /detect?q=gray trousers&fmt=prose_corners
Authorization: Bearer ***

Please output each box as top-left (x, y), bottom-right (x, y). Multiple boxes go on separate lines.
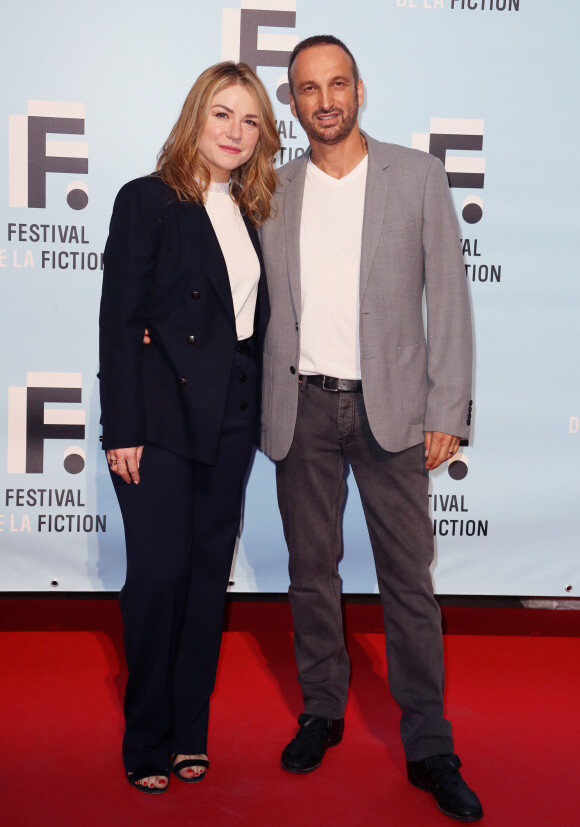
top-left (275, 380), bottom-right (454, 761)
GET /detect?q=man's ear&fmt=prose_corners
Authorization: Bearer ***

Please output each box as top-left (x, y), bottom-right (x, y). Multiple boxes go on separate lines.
top-left (356, 78), bottom-right (364, 107)
top-left (289, 93), bottom-right (297, 119)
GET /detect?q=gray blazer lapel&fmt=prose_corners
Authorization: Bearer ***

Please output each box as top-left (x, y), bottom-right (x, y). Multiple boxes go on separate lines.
top-left (360, 132), bottom-right (390, 301)
top-left (281, 159), bottom-right (309, 320)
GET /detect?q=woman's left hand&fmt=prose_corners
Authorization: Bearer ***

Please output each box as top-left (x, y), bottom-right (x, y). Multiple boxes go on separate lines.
top-left (106, 446), bottom-right (144, 484)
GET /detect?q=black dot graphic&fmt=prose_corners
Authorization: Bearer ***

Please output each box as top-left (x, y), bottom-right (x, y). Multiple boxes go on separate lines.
top-left (448, 459), bottom-right (468, 481)
top-left (67, 188), bottom-right (89, 210)
top-left (462, 202), bottom-right (482, 224)
top-left (64, 453), bottom-right (85, 474)
top-left (277, 82), bottom-right (290, 105)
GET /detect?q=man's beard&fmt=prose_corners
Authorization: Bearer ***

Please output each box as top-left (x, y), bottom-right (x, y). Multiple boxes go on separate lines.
top-left (294, 98), bottom-right (359, 146)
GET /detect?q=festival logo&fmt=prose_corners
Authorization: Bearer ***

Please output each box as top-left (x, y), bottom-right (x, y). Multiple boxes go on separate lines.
top-left (412, 117), bottom-right (485, 224)
top-left (7, 372), bottom-right (85, 474)
top-left (396, 0), bottom-right (444, 8)
top-left (413, 120), bottom-right (487, 476)
top-left (413, 117), bottom-right (502, 288)
top-left (450, 0), bottom-right (520, 11)
top-left (222, 0), bottom-right (298, 104)
top-left (222, 1), bottom-right (306, 163)
top-left (9, 101), bottom-right (88, 210)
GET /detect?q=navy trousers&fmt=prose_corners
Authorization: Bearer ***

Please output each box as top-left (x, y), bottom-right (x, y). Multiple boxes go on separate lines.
top-left (111, 348), bottom-right (258, 773)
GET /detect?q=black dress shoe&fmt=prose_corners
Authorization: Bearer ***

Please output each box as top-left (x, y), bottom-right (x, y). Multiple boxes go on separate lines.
top-left (407, 754), bottom-right (483, 822)
top-left (281, 713), bottom-right (344, 773)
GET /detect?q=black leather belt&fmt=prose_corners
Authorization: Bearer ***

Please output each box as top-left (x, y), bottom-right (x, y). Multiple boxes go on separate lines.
top-left (300, 374), bottom-right (362, 393)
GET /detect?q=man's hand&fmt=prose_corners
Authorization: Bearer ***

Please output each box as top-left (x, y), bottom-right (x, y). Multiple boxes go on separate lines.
top-left (106, 446), bottom-right (144, 484)
top-left (424, 431), bottom-right (460, 471)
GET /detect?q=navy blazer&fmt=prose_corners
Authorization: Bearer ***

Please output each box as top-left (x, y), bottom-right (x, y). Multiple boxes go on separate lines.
top-left (99, 175), bottom-right (269, 465)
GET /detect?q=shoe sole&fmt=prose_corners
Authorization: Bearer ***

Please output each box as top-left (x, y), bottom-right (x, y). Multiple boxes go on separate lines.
top-left (131, 785), bottom-right (169, 794)
top-left (280, 758), bottom-right (322, 774)
top-left (409, 779), bottom-right (483, 822)
top-left (436, 804), bottom-right (483, 823)
top-left (127, 771), bottom-right (170, 794)
top-left (280, 734), bottom-right (342, 774)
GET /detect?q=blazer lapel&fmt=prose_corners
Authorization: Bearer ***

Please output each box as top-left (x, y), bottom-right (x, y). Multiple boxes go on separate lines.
top-left (179, 201), bottom-right (236, 326)
top-left (243, 213), bottom-right (270, 349)
top-left (282, 159), bottom-right (309, 321)
top-left (360, 132), bottom-right (390, 301)
top-left (243, 212), bottom-right (265, 276)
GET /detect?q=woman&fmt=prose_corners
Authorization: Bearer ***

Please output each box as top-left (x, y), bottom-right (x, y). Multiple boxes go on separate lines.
top-left (99, 62), bottom-right (279, 793)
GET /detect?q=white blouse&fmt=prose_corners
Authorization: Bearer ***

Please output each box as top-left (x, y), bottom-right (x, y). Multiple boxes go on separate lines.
top-left (205, 182), bottom-right (260, 341)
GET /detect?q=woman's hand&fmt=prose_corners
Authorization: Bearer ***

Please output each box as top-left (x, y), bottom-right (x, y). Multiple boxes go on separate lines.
top-left (106, 446), bottom-right (144, 484)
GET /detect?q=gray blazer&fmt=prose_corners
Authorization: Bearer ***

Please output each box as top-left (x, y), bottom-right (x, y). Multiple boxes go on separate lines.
top-left (260, 132), bottom-right (472, 461)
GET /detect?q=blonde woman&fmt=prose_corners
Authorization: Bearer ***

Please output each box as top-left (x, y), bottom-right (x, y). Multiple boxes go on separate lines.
top-left (99, 62), bottom-right (279, 794)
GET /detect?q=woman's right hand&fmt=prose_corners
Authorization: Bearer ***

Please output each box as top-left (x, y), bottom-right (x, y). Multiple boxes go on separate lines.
top-left (106, 446), bottom-right (144, 484)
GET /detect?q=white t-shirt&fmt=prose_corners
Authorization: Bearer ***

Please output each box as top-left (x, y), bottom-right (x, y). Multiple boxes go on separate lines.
top-left (299, 156), bottom-right (367, 379)
top-left (205, 183), bottom-right (260, 341)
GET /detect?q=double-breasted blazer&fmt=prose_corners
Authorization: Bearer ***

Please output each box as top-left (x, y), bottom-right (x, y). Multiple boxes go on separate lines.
top-left (99, 174), bottom-right (269, 465)
top-left (260, 132), bottom-right (472, 461)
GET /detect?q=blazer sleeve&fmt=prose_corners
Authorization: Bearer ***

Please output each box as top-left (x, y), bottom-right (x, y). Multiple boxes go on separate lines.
top-left (99, 178), bottom-right (163, 449)
top-left (422, 157), bottom-right (473, 439)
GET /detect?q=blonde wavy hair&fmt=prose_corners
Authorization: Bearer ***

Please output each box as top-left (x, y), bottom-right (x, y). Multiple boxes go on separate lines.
top-left (156, 62), bottom-right (280, 227)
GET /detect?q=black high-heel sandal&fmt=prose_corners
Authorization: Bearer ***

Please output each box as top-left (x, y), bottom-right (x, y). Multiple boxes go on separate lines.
top-left (170, 756), bottom-right (209, 784)
top-left (126, 768), bottom-right (170, 794)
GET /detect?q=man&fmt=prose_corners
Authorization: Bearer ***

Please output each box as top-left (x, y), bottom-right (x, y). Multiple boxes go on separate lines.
top-left (260, 36), bottom-right (482, 822)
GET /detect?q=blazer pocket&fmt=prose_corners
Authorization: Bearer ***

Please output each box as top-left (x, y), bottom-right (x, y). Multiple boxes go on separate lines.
top-left (396, 341), bottom-right (427, 425)
top-left (384, 219), bottom-right (416, 234)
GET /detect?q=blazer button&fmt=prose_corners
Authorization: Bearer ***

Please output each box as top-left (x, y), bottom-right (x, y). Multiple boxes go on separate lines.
top-left (239, 373), bottom-right (248, 383)
top-left (240, 400), bottom-right (248, 410)
top-left (187, 335), bottom-right (197, 345)
top-left (178, 378), bottom-right (187, 387)
top-left (466, 415), bottom-right (471, 425)
top-left (191, 291), bottom-right (200, 299)
top-left (290, 366), bottom-right (296, 374)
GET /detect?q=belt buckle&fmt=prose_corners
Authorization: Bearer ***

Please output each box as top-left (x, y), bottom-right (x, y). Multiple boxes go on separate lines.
top-left (321, 375), bottom-right (338, 392)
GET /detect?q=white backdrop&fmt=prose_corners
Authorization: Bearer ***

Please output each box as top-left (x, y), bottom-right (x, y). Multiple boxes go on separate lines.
top-left (1, 0), bottom-right (578, 595)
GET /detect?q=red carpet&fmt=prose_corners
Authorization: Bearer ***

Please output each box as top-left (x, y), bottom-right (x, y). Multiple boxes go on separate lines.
top-left (1, 599), bottom-right (579, 826)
